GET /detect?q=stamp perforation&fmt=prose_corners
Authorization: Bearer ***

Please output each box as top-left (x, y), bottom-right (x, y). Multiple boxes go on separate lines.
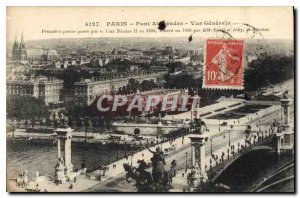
top-left (202, 38), bottom-right (245, 90)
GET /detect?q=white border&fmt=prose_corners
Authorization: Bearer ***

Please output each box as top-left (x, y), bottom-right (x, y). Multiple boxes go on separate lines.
top-left (1, 1), bottom-right (298, 198)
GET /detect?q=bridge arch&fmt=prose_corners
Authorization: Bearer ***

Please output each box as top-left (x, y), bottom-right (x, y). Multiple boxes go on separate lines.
top-left (210, 145), bottom-right (275, 183)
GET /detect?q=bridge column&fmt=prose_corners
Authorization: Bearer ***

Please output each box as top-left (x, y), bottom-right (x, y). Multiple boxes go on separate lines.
top-left (191, 145), bottom-right (195, 166)
top-left (281, 97), bottom-right (290, 125)
top-left (189, 133), bottom-right (208, 184)
top-left (64, 132), bottom-right (73, 176)
top-left (276, 131), bottom-right (283, 155)
top-left (54, 127), bottom-right (74, 182)
top-left (57, 139), bottom-right (61, 159)
top-left (198, 141), bottom-right (206, 175)
top-left (276, 95), bottom-right (294, 155)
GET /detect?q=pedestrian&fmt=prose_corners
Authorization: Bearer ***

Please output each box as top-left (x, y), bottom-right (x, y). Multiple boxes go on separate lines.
top-left (74, 177), bottom-right (77, 182)
top-left (169, 160), bottom-right (177, 182)
top-left (35, 183), bottom-right (39, 191)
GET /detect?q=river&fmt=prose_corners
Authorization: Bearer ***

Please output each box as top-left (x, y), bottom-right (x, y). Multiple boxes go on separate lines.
top-left (215, 150), bottom-right (294, 192)
top-left (7, 140), bottom-right (294, 192)
top-left (7, 140), bottom-right (127, 179)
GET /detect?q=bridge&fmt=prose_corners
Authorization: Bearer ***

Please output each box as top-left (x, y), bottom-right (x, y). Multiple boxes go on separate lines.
top-left (182, 96), bottom-right (294, 192)
top-left (82, 96), bottom-right (293, 192)
top-left (182, 123), bottom-right (277, 190)
top-left (207, 133), bottom-right (276, 183)
top-left (83, 96), bottom-right (294, 192)
top-left (82, 95), bottom-right (294, 192)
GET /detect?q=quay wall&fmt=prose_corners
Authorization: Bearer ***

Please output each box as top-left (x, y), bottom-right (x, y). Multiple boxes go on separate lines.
top-left (112, 123), bottom-right (183, 136)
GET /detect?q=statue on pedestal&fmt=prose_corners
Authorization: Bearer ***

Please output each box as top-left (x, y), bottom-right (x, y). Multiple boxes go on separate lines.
top-left (123, 146), bottom-right (173, 192)
top-left (54, 157), bottom-right (66, 184)
top-left (148, 147), bottom-right (166, 185)
top-left (123, 160), bottom-right (153, 192)
top-left (187, 164), bottom-right (201, 192)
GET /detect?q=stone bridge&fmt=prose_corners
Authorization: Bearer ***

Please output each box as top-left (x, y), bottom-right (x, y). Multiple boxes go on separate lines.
top-left (206, 134), bottom-right (276, 183)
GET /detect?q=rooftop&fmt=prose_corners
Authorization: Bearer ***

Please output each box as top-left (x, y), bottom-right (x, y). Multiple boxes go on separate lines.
top-left (7, 76), bottom-right (63, 84)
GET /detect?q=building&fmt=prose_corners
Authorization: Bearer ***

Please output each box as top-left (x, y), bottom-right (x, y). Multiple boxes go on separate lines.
top-left (27, 48), bottom-right (60, 64)
top-left (118, 89), bottom-right (186, 115)
top-left (11, 33), bottom-right (27, 62)
top-left (74, 72), bottom-right (166, 105)
top-left (7, 76), bottom-right (63, 106)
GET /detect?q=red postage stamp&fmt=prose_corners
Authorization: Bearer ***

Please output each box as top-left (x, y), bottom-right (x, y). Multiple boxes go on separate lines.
top-left (203, 39), bottom-right (244, 89)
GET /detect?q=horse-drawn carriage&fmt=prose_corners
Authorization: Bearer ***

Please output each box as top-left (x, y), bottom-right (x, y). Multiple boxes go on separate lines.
top-left (164, 144), bottom-right (176, 155)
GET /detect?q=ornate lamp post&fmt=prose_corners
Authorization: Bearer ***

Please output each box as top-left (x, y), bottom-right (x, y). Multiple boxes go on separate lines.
top-left (228, 131), bottom-right (231, 147)
top-left (131, 150), bottom-right (134, 166)
top-left (98, 162), bottom-right (102, 182)
top-left (210, 138), bottom-right (213, 156)
top-left (185, 151), bottom-right (188, 172)
top-left (227, 148), bottom-right (230, 160)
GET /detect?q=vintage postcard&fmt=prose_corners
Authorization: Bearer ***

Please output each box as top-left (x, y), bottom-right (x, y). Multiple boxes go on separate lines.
top-left (6, 7), bottom-right (294, 192)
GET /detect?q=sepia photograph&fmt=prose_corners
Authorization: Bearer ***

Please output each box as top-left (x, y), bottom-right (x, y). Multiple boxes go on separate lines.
top-left (5, 6), bottom-right (295, 193)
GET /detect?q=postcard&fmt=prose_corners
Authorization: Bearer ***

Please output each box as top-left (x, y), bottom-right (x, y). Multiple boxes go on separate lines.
top-left (6, 7), bottom-right (294, 192)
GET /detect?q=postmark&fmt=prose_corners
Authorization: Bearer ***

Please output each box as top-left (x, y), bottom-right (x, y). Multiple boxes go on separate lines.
top-left (203, 39), bottom-right (244, 90)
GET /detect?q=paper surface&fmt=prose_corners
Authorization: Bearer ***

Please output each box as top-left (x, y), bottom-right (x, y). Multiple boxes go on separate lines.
top-left (6, 6), bottom-right (294, 193)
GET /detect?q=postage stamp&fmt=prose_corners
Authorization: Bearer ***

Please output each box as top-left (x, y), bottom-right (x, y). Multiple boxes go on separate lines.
top-left (203, 39), bottom-right (244, 90)
top-left (6, 6), bottom-right (294, 193)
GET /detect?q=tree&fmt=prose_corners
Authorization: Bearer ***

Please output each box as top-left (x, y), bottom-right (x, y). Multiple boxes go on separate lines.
top-left (68, 119), bottom-right (74, 128)
top-left (45, 118), bottom-right (51, 127)
top-left (134, 128), bottom-right (140, 135)
top-left (10, 97), bottom-right (49, 126)
top-left (76, 119), bottom-right (82, 127)
top-left (83, 119), bottom-right (90, 128)
top-left (128, 78), bottom-right (140, 93)
top-left (83, 119), bottom-right (90, 142)
top-left (105, 58), bottom-right (132, 72)
top-left (140, 63), bottom-right (151, 71)
top-left (66, 104), bottom-right (89, 120)
top-left (91, 119), bottom-right (98, 128)
top-left (98, 117), bottom-right (104, 128)
top-left (52, 120), bottom-right (58, 128)
top-left (165, 74), bottom-right (199, 89)
top-left (244, 55), bottom-right (294, 92)
top-left (141, 80), bottom-right (156, 91)
top-left (166, 62), bottom-right (184, 73)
